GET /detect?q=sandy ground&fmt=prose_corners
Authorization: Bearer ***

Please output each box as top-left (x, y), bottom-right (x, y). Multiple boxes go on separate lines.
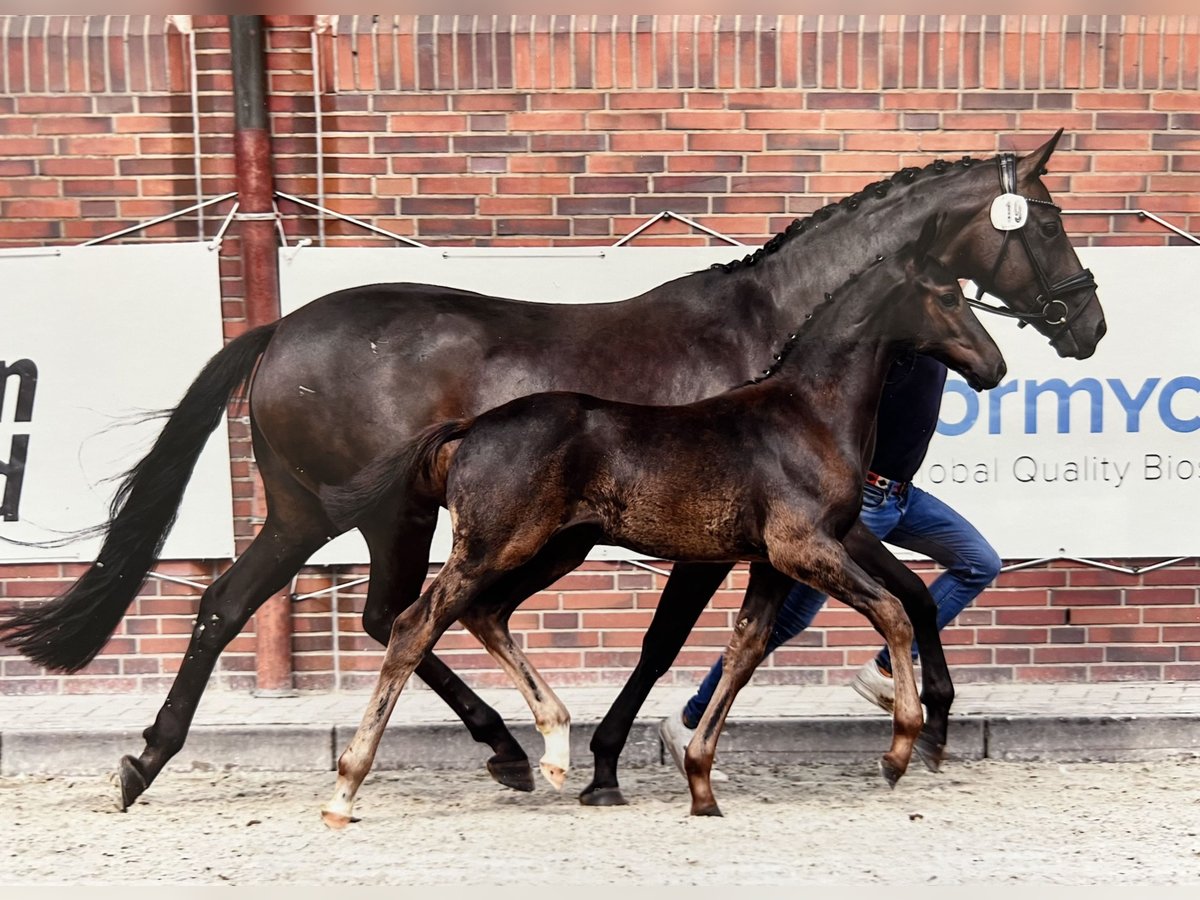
top-left (2, 758), bottom-right (1198, 886)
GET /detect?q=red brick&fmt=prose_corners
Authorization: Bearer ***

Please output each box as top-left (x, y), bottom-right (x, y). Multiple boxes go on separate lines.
top-left (1050, 588), bottom-right (1124, 606)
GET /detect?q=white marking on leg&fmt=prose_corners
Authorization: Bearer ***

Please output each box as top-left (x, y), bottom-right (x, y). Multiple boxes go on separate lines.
top-left (538, 721), bottom-right (571, 790)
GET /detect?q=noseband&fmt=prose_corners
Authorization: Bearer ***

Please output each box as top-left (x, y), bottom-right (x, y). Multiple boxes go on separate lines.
top-left (967, 153), bottom-right (1098, 342)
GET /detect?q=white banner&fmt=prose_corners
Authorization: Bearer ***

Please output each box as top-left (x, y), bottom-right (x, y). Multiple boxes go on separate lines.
top-left (280, 245), bottom-right (747, 564)
top-left (0, 243), bottom-right (234, 563)
top-left (917, 245), bottom-right (1200, 559)
top-left (280, 244), bottom-right (1195, 564)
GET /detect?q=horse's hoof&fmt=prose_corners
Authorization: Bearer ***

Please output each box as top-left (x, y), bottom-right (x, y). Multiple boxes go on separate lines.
top-left (539, 761), bottom-right (568, 792)
top-left (879, 756), bottom-right (905, 789)
top-left (915, 733), bottom-right (946, 773)
top-left (320, 808), bottom-right (359, 830)
top-left (114, 755), bottom-right (148, 811)
top-left (690, 802), bottom-right (723, 817)
top-left (486, 754), bottom-right (535, 793)
top-left (578, 784), bottom-right (628, 807)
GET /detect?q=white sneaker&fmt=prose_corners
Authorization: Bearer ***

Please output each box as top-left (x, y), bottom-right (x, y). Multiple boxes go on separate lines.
top-left (658, 709), bottom-right (728, 782)
top-left (851, 660), bottom-right (895, 712)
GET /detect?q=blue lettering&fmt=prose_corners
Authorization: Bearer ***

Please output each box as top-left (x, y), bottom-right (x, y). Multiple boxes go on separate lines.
top-left (1107, 377), bottom-right (1159, 432)
top-left (1024, 378), bottom-right (1103, 434)
top-left (937, 379), bottom-right (979, 436)
top-left (1159, 376), bottom-right (1200, 433)
top-left (987, 380), bottom-right (1019, 435)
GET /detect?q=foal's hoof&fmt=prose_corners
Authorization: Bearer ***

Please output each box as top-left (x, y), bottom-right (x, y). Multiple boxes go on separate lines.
top-left (320, 808), bottom-right (360, 831)
top-left (486, 754), bottom-right (535, 793)
top-left (879, 755), bottom-right (906, 789)
top-left (539, 761), bottom-right (568, 792)
top-left (690, 801), bottom-right (723, 817)
top-left (578, 783), bottom-right (628, 807)
top-left (113, 755), bottom-right (148, 811)
top-left (915, 732), bottom-right (947, 773)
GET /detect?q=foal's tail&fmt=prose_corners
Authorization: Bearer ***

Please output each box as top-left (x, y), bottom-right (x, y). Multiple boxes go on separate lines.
top-left (0, 323), bottom-right (280, 672)
top-left (321, 418), bottom-right (474, 531)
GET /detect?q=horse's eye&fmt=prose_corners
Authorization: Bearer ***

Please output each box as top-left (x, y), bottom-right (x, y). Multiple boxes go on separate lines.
top-left (939, 292), bottom-right (960, 309)
top-left (1040, 221), bottom-right (1060, 238)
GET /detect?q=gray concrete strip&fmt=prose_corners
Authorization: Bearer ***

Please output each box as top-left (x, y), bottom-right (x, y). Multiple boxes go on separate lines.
top-left (332, 721), bottom-right (662, 772)
top-left (985, 715), bottom-right (1200, 762)
top-left (5, 714), bottom-right (1196, 777)
top-left (1, 725), bottom-right (333, 776)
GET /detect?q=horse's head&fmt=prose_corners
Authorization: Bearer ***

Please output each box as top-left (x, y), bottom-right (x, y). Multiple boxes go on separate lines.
top-left (899, 215), bottom-right (1007, 391)
top-left (943, 130), bottom-right (1106, 360)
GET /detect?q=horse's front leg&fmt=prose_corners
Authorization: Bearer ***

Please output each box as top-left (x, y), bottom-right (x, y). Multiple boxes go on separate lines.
top-left (770, 533), bottom-right (923, 788)
top-left (843, 520), bottom-right (953, 771)
top-left (684, 563), bottom-right (793, 817)
top-left (580, 561), bottom-right (733, 807)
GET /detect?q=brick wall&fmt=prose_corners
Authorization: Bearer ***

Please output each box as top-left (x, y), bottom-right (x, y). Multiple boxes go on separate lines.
top-left (1, 14), bottom-right (1198, 695)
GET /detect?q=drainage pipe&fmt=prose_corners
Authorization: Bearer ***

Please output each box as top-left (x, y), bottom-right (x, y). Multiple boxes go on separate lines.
top-left (230, 14), bottom-right (293, 695)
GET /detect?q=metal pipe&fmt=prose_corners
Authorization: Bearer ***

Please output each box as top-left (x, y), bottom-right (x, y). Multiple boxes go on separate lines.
top-left (230, 14), bottom-right (294, 696)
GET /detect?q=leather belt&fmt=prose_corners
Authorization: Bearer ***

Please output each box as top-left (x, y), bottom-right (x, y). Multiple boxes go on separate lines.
top-left (865, 470), bottom-right (908, 496)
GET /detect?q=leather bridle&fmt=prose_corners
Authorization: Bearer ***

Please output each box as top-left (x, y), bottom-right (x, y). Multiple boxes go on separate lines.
top-left (967, 153), bottom-right (1098, 342)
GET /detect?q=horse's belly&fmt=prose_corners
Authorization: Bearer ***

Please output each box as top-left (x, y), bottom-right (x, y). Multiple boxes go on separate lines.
top-left (597, 493), bottom-right (759, 563)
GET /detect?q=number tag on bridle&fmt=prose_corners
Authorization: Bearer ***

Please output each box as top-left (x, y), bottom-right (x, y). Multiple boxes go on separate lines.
top-left (990, 193), bottom-right (1029, 231)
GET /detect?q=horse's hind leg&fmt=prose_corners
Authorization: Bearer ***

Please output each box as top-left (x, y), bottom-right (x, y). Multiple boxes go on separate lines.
top-left (116, 512), bottom-right (326, 810)
top-left (579, 561), bottom-right (733, 807)
top-left (843, 521), bottom-right (953, 772)
top-left (460, 607), bottom-right (572, 791)
top-left (323, 553), bottom-right (492, 829)
top-left (360, 511), bottom-right (534, 792)
top-left (452, 524), bottom-right (602, 790)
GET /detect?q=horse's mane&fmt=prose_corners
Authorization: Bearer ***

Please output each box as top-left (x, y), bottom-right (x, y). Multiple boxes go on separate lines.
top-left (743, 252), bottom-right (894, 387)
top-left (712, 155), bottom-right (984, 275)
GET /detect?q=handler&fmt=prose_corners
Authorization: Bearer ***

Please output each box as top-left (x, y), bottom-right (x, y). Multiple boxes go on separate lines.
top-left (661, 352), bottom-right (1002, 778)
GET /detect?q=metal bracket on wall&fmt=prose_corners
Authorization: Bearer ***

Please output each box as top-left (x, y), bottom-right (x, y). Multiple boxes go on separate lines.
top-left (1061, 209), bottom-right (1200, 245)
top-left (1000, 556), bottom-right (1191, 576)
top-left (613, 211), bottom-right (748, 247)
top-left (274, 191), bottom-right (428, 249)
top-left (75, 192), bottom-right (238, 249)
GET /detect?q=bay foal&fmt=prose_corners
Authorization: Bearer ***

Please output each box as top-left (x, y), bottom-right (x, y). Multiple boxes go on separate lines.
top-left (320, 219), bottom-right (1006, 826)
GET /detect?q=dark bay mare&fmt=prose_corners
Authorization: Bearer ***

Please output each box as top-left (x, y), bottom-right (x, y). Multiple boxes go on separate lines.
top-left (318, 223), bottom-right (1007, 826)
top-left (0, 132), bottom-right (1103, 811)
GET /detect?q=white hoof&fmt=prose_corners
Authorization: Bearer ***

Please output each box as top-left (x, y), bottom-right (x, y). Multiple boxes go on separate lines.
top-left (538, 721), bottom-right (571, 789)
top-left (539, 760), bottom-right (568, 791)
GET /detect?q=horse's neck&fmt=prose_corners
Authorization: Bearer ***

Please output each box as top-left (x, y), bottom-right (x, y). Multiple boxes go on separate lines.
top-left (755, 167), bottom-right (977, 319)
top-left (615, 163), bottom-right (982, 386)
top-left (769, 286), bottom-right (904, 448)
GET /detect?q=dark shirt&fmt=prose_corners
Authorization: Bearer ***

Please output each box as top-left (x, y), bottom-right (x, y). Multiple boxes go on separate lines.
top-left (869, 354), bottom-right (947, 482)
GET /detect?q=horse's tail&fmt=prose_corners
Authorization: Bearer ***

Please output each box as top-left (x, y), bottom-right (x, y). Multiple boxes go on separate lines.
top-left (321, 417), bottom-right (474, 531)
top-left (0, 323), bottom-right (280, 672)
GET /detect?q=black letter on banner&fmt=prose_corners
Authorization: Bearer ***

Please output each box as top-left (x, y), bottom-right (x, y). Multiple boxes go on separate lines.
top-left (0, 359), bottom-right (38, 421)
top-left (0, 434), bottom-right (29, 521)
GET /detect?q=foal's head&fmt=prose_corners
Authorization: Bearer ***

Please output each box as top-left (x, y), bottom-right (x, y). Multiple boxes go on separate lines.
top-left (889, 215), bottom-right (1007, 391)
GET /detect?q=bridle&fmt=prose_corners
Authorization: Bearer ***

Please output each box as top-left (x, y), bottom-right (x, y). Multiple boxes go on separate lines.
top-left (967, 153), bottom-right (1098, 341)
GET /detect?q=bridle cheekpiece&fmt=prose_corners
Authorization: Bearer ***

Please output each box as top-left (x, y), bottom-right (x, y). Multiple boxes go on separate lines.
top-left (967, 153), bottom-right (1098, 340)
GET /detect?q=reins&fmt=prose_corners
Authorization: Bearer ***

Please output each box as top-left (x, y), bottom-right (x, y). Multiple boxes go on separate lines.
top-left (966, 152), bottom-right (1098, 340)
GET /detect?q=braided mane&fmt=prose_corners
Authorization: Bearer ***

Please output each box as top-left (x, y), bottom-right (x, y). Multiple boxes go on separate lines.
top-left (712, 155), bottom-right (982, 275)
top-left (743, 252), bottom-right (892, 386)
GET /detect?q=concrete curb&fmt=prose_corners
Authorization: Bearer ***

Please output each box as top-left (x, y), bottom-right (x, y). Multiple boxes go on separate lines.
top-left (3, 714), bottom-right (1197, 776)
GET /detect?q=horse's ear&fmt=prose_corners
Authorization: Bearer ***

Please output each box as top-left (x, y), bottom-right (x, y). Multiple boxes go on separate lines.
top-left (913, 212), bottom-right (942, 263)
top-left (1017, 128), bottom-right (1064, 181)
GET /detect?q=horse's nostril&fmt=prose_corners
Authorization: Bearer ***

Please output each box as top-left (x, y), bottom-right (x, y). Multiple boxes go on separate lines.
top-left (1095, 318), bottom-right (1107, 342)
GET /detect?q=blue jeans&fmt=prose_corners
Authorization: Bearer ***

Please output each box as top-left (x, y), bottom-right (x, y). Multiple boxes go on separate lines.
top-left (682, 483), bottom-right (1001, 728)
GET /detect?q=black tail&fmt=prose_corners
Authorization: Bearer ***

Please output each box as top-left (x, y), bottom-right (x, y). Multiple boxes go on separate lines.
top-left (0, 323), bottom-right (279, 672)
top-left (321, 418), bottom-right (474, 531)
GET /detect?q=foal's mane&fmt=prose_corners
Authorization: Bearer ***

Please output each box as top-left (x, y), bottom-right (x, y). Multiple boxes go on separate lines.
top-left (712, 155), bottom-right (984, 275)
top-left (744, 253), bottom-right (893, 387)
